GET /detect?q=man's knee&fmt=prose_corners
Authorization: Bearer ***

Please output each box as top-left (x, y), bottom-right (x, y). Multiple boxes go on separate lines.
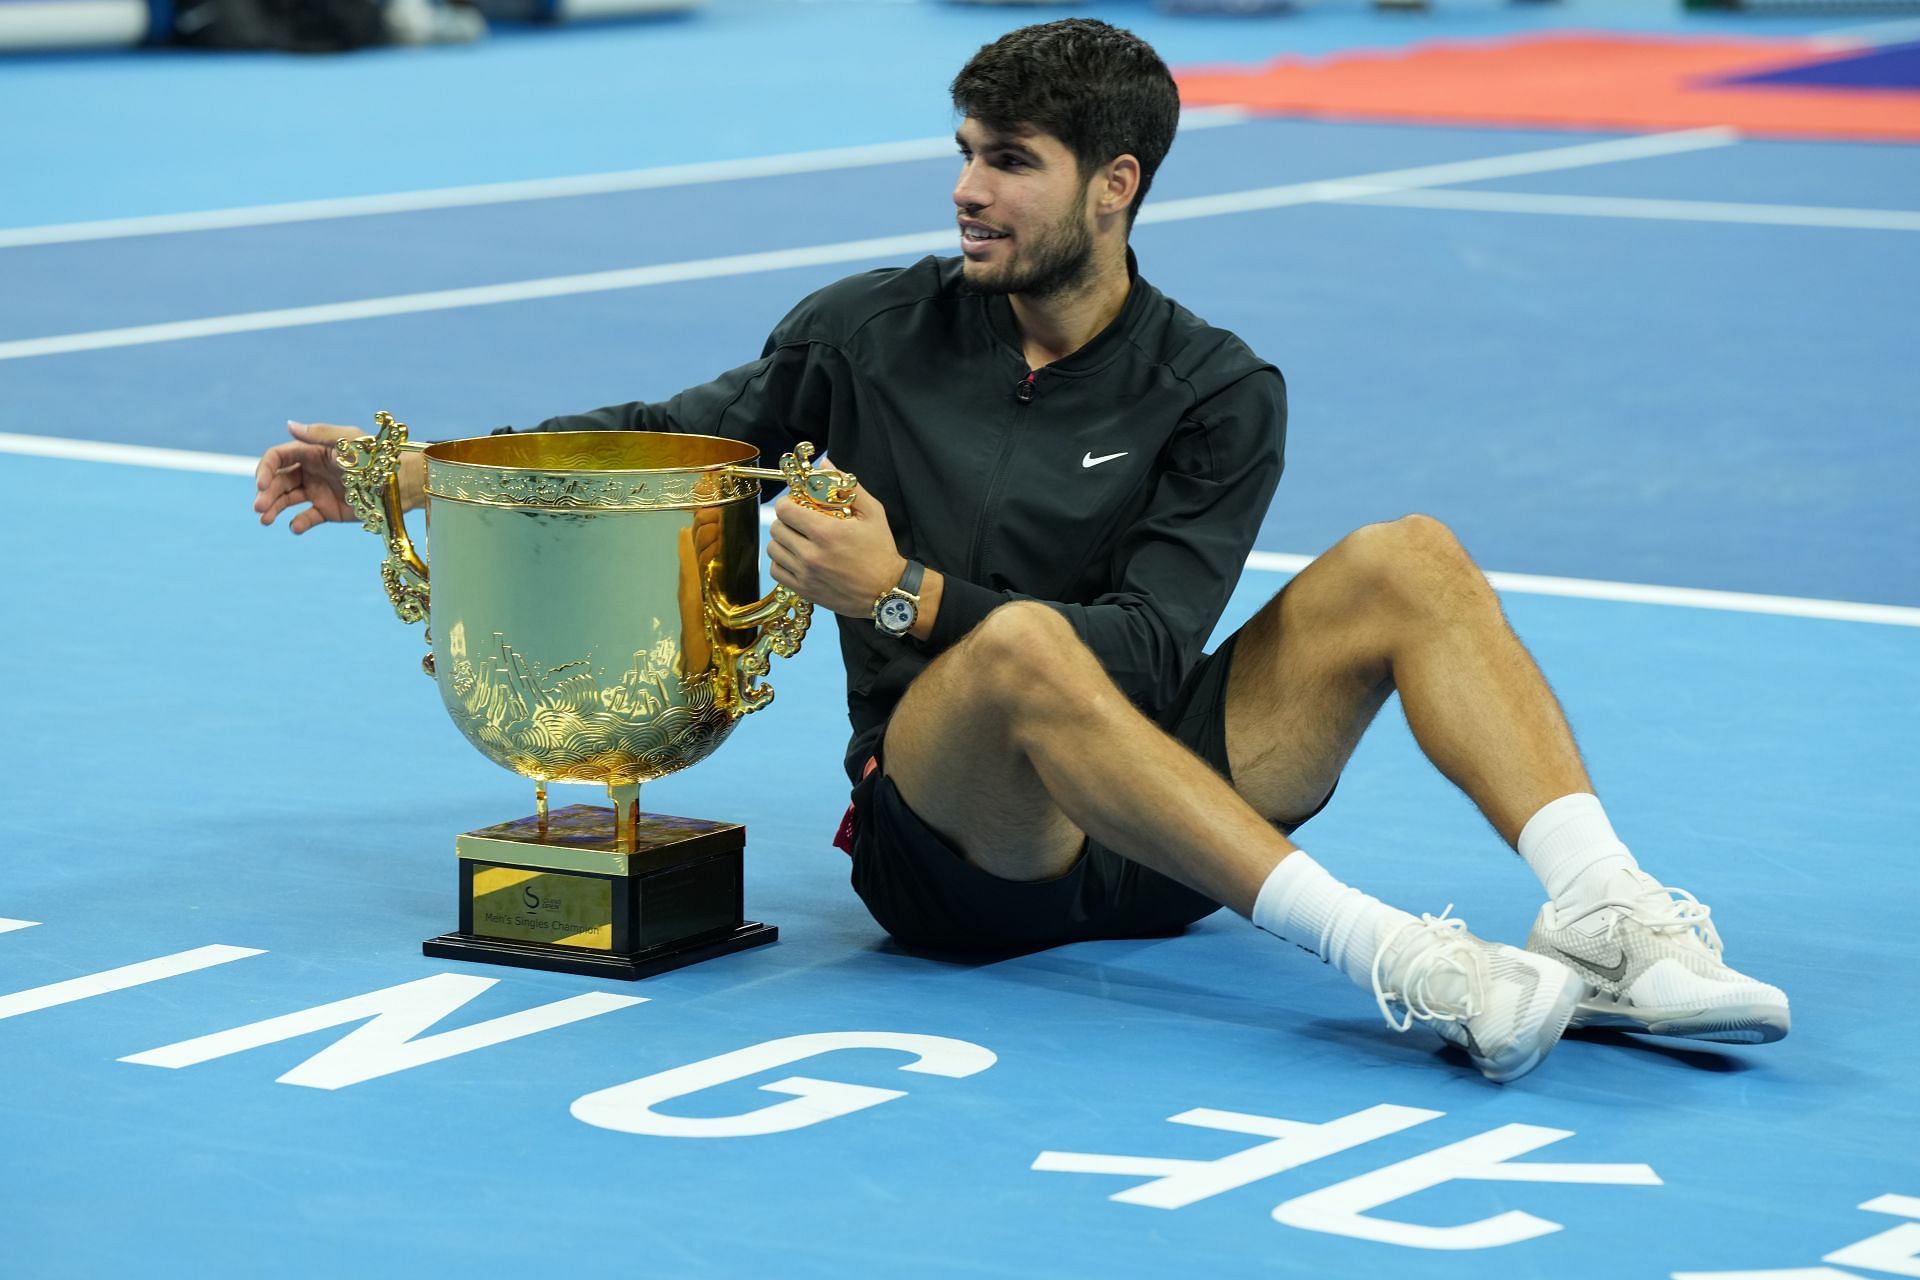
top-left (898, 601), bottom-right (1089, 761)
top-left (956, 601), bottom-right (1081, 702)
top-left (1330, 513), bottom-right (1482, 610)
top-left (931, 601), bottom-right (1104, 725)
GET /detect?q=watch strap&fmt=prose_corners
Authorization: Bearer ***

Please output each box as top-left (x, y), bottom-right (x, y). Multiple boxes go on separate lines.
top-left (897, 559), bottom-right (924, 597)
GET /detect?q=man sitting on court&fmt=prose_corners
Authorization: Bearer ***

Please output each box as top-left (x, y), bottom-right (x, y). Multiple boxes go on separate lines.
top-left (253, 18), bottom-right (1789, 1082)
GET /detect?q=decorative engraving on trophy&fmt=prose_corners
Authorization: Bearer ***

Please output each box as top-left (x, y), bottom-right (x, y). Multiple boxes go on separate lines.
top-left (445, 622), bottom-right (732, 782)
top-left (428, 465), bottom-right (761, 511)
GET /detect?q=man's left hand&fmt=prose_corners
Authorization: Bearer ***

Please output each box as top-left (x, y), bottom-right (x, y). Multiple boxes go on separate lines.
top-left (767, 485), bottom-right (904, 620)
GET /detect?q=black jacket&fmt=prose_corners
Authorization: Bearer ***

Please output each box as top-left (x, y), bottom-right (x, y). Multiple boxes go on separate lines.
top-left (522, 253), bottom-right (1287, 780)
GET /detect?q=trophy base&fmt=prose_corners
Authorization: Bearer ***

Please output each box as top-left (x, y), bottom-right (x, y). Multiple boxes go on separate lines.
top-left (423, 921), bottom-right (778, 980)
top-left (425, 803), bottom-right (776, 981)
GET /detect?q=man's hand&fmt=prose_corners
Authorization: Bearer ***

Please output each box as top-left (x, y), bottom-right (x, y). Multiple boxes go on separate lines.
top-left (767, 485), bottom-right (905, 621)
top-left (252, 420), bottom-right (424, 533)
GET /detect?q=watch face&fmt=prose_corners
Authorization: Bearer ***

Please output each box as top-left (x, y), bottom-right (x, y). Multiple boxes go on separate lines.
top-left (878, 596), bottom-right (916, 633)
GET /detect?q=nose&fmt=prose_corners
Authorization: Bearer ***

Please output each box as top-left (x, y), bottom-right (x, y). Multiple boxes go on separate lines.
top-left (953, 157), bottom-right (987, 213)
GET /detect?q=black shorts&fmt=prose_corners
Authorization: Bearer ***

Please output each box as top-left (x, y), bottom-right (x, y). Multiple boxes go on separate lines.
top-left (844, 631), bottom-right (1329, 953)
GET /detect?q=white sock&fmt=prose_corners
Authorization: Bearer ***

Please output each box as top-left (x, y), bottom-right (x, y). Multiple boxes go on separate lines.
top-left (1517, 793), bottom-right (1643, 915)
top-left (1251, 850), bottom-right (1424, 991)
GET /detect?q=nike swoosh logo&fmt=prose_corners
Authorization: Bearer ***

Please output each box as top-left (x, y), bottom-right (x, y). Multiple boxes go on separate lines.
top-left (1082, 451), bottom-right (1129, 469)
top-left (1552, 945), bottom-right (1628, 984)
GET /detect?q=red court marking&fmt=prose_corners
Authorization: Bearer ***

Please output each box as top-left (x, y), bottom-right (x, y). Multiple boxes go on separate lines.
top-left (1176, 32), bottom-right (1920, 143)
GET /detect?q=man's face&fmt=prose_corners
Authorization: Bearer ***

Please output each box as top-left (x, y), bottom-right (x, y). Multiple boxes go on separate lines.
top-left (952, 118), bottom-right (1097, 300)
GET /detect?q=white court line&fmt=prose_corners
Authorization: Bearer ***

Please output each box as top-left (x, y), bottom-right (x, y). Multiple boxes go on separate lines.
top-left (0, 108), bottom-right (1250, 251)
top-left (1246, 551), bottom-right (1920, 628)
top-left (5, 433), bottom-right (1916, 629)
top-left (0, 431), bottom-right (259, 473)
top-left (0, 918), bottom-right (40, 934)
top-left (0, 231), bottom-right (958, 363)
top-left (0, 140), bottom-right (957, 251)
top-left (1138, 127), bottom-right (1737, 224)
top-left (0, 129), bottom-right (1737, 366)
top-left (1340, 187), bottom-right (1920, 233)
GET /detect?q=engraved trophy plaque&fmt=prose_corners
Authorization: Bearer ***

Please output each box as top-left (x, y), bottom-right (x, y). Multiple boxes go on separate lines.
top-left (336, 413), bottom-right (854, 978)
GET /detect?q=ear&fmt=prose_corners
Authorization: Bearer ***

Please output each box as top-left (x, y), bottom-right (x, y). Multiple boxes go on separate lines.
top-left (1092, 154), bottom-right (1142, 221)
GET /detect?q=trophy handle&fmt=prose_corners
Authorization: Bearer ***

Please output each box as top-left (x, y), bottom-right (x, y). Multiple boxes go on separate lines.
top-left (334, 411), bottom-right (431, 632)
top-left (727, 441), bottom-right (858, 516)
top-left (711, 442), bottom-right (857, 714)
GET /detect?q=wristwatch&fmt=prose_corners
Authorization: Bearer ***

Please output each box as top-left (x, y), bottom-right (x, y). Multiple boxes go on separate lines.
top-left (872, 559), bottom-right (925, 638)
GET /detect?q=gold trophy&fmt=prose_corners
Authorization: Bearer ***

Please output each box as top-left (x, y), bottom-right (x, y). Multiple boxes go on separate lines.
top-left (336, 412), bottom-right (855, 978)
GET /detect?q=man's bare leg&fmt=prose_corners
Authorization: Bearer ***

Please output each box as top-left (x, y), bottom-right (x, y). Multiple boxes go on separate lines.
top-left (1223, 513), bottom-right (1591, 844)
top-left (1223, 514), bottom-right (1789, 1045)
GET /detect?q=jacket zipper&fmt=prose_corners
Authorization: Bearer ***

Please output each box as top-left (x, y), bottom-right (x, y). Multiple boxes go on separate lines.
top-left (968, 369), bottom-right (1038, 580)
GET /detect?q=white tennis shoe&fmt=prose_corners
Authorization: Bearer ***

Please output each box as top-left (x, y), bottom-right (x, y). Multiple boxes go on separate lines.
top-left (1526, 874), bottom-right (1790, 1044)
top-left (1372, 910), bottom-right (1586, 1083)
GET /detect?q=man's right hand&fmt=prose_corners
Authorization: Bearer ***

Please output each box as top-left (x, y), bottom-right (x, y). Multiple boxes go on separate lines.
top-left (253, 420), bottom-right (423, 534)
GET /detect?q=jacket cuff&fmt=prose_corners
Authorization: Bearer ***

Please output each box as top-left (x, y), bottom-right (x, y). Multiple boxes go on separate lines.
top-left (926, 574), bottom-right (1008, 653)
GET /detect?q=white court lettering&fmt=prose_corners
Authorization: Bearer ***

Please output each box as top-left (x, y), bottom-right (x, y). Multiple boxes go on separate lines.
top-left (1826, 1196), bottom-right (1920, 1278)
top-left (1032, 1105), bottom-right (1438, 1209)
top-left (1039, 1104), bottom-right (1659, 1251)
top-left (121, 973), bottom-right (644, 1089)
top-left (570, 1030), bottom-right (997, 1138)
top-left (1272, 1121), bottom-right (1661, 1250)
top-left (0, 944), bottom-right (263, 1021)
top-left (1670, 1195), bottom-right (1920, 1280)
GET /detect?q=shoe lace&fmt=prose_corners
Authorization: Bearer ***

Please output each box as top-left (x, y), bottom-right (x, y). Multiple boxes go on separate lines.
top-left (1370, 907), bottom-right (1483, 1033)
top-left (1562, 882), bottom-right (1724, 959)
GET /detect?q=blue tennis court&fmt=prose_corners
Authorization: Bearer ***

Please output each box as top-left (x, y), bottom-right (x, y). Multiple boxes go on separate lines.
top-left (3, 3), bottom-right (1916, 1276)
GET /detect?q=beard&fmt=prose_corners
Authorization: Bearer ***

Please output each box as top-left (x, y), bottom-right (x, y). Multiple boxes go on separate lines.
top-left (961, 206), bottom-right (1096, 301)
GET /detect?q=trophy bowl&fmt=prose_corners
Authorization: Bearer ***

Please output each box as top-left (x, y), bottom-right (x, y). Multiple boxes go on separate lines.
top-left (333, 413), bottom-right (854, 978)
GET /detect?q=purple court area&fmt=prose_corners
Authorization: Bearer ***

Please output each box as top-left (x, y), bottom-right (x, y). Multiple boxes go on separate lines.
top-left (1720, 39), bottom-right (1920, 90)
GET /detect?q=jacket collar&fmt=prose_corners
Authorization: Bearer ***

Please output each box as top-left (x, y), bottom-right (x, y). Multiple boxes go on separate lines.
top-left (984, 248), bottom-right (1148, 377)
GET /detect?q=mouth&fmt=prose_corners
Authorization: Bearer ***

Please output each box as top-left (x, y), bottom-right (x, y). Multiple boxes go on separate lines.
top-left (959, 220), bottom-right (1009, 256)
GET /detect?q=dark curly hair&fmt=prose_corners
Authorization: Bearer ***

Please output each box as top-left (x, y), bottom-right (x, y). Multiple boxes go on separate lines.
top-left (950, 19), bottom-right (1181, 227)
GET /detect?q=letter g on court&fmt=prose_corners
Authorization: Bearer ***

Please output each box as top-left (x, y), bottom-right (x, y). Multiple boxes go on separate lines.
top-left (569, 1031), bottom-right (997, 1138)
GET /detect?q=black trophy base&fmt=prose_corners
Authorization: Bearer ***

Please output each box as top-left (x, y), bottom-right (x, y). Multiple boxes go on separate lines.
top-left (423, 921), bottom-right (778, 980)
top-left (428, 804), bottom-right (776, 981)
